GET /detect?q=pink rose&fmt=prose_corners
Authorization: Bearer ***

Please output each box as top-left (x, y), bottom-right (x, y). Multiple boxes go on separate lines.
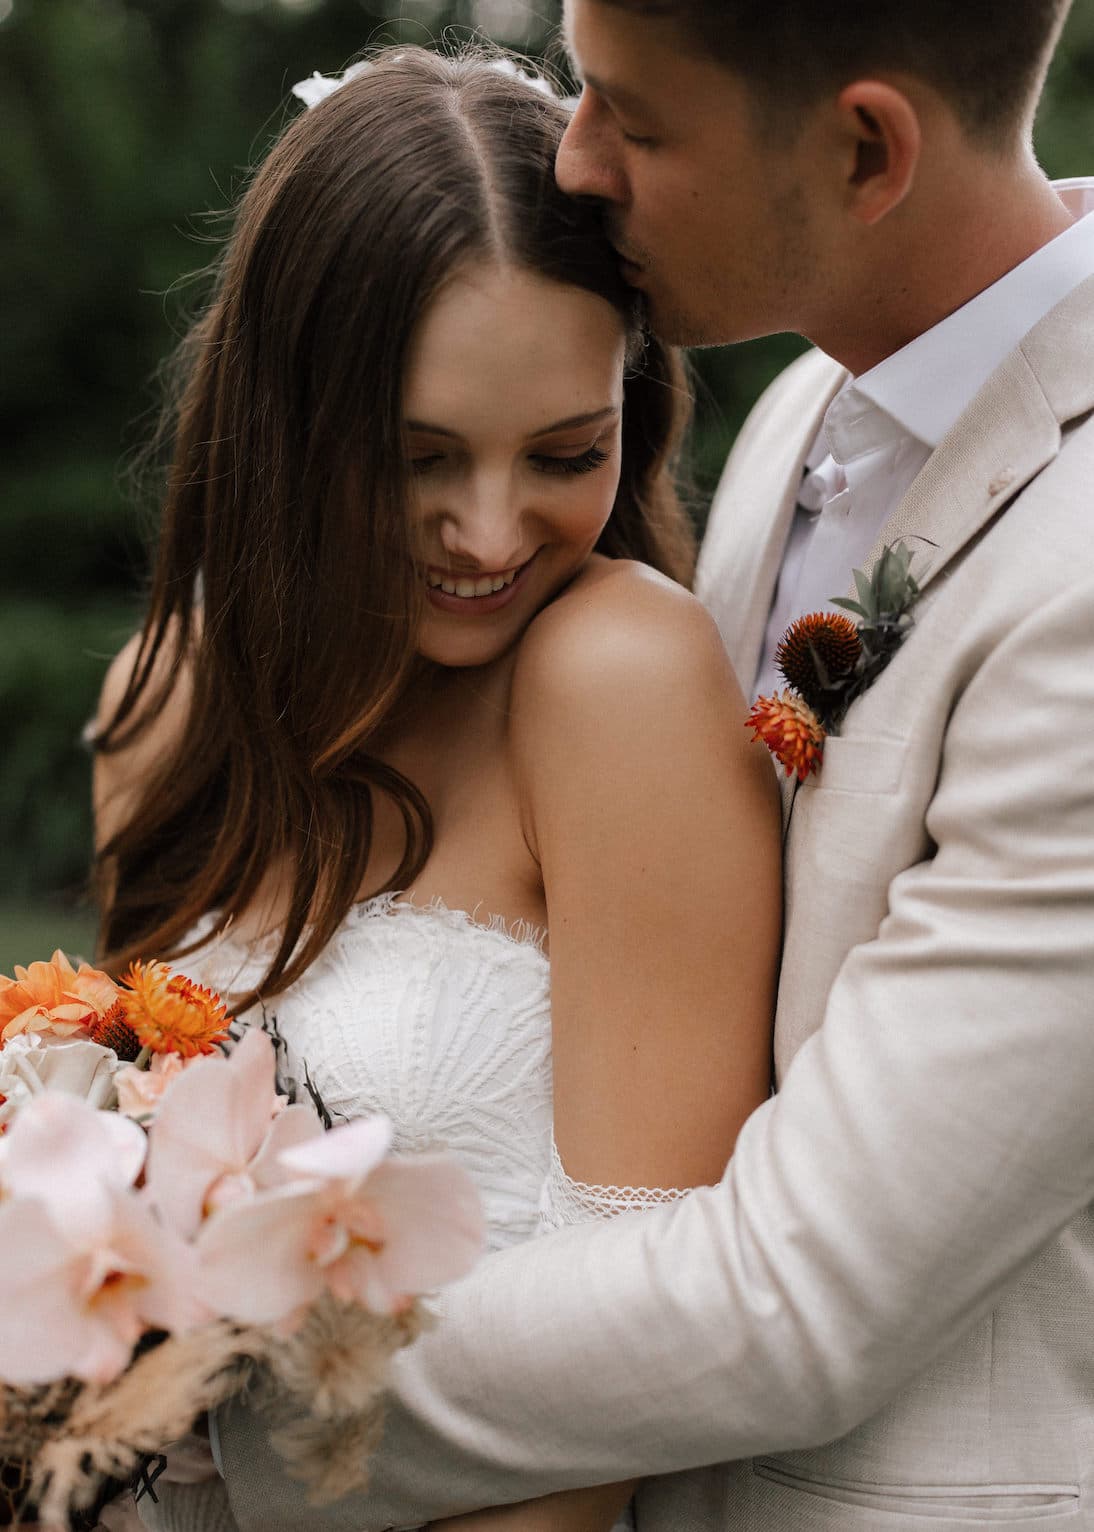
top-left (115, 1051), bottom-right (191, 1120)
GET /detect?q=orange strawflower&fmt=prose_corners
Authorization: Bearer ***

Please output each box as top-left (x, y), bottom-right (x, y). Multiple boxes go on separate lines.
top-left (0, 951), bottom-right (126, 1046)
top-left (120, 961), bottom-right (229, 1059)
top-left (746, 691), bottom-right (826, 782)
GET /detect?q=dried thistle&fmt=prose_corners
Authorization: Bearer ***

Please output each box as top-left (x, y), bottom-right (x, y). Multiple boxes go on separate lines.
top-left (775, 612), bottom-right (862, 725)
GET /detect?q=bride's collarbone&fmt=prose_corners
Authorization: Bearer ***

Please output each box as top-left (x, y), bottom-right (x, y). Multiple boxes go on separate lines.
top-left (359, 689), bottom-right (544, 935)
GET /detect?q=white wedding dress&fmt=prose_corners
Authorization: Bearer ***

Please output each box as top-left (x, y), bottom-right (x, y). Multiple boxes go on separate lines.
top-left (140, 894), bottom-right (686, 1532)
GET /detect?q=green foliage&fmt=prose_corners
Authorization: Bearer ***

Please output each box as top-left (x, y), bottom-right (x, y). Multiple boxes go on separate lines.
top-left (0, 598), bottom-right (139, 901)
top-left (3, 0), bottom-right (1093, 908)
top-left (0, 905), bottom-right (99, 974)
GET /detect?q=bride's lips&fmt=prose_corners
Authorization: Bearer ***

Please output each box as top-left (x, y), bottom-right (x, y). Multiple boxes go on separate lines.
top-left (423, 553), bottom-right (538, 616)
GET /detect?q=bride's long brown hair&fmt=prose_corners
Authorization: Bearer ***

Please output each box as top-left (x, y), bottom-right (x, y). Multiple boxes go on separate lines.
top-left (94, 46), bottom-right (695, 1002)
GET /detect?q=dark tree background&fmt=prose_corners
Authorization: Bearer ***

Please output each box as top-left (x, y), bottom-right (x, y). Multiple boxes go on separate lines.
top-left (1, 0), bottom-right (1091, 964)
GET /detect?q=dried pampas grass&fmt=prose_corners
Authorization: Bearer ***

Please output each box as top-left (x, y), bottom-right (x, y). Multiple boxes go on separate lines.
top-left (248, 1294), bottom-right (428, 1505)
top-left (1, 1297), bottom-right (425, 1526)
top-left (4, 1321), bottom-right (254, 1527)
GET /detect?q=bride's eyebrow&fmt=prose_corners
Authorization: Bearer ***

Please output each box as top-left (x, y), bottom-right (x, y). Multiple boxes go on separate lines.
top-left (404, 406), bottom-right (621, 441)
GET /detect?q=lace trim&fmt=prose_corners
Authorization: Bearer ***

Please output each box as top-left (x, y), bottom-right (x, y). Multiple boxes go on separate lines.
top-left (350, 892), bottom-right (548, 960)
top-left (538, 1140), bottom-right (691, 1231)
top-left (180, 892), bottom-right (548, 969)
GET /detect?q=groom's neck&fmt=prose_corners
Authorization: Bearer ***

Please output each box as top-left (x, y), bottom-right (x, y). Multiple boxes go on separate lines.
top-left (811, 153), bottom-right (1076, 377)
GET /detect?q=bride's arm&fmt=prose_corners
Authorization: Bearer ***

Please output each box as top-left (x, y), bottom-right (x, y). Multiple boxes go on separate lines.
top-left (519, 563), bottom-right (780, 1203)
top-left (430, 563), bottom-right (781, 1531)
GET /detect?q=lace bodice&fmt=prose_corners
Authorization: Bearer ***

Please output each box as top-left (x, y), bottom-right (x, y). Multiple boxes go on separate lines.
top-left (181, 896), bottom-right (555, 1252)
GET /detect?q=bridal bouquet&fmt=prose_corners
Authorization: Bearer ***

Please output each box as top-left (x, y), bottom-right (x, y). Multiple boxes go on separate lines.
top-left (0, 952), bottom-right (484, 1528)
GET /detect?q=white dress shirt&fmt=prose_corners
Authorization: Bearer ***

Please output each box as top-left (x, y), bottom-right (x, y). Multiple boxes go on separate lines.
top-left (753, 176), bottom-right (1094, 699)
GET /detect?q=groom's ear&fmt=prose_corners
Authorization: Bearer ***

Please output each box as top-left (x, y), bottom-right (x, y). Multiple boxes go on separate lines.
top-left (833, 80), bottom-right (922, 227)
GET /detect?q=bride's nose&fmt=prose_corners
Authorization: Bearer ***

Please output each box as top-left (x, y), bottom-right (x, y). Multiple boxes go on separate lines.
top-left (437, 476), bottom-right (526, 572)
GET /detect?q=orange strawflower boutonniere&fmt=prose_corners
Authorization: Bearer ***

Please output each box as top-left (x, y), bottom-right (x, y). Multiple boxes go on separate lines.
top-left (747, 541), bottom-right (921, 781)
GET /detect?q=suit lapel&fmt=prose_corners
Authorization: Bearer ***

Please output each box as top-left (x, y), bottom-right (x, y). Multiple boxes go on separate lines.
top-left (849, 272), bottom-right (1094, 602)
top-left (699, 349), bottom-right (846, 687)
top-left (781, 273), bottom-right (1094, 838)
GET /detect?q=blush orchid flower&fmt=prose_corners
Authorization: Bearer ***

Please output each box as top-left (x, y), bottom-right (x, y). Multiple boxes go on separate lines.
top-left (0, 1186), bottom-right (206, 1386)
top-left (0, 1089), bottom-right (146, 1246)
top-left (197, 1115), bottom-right (485, 1325)
top-left (0, 1092), bottom-right (207, 1385)
top-left (143, 1027), bottom-right (320, 1238)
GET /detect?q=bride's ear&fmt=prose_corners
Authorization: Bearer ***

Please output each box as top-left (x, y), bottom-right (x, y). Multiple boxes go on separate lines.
top-left (834, 80), bottom-right (922, 226)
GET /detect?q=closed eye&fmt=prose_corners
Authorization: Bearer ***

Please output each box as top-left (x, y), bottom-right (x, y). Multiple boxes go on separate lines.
top-left (409, 445), bottom-right (612, 477)
top-left (530, 446), bottom-right (611, 476)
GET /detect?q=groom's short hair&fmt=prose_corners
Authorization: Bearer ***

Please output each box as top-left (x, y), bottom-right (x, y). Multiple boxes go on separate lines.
top-left (599, 0), bottom-right (1072, 144)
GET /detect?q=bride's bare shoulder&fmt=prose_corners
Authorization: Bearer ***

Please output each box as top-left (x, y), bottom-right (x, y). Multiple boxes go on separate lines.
top-left (512, 556), bottom-right (741, 713)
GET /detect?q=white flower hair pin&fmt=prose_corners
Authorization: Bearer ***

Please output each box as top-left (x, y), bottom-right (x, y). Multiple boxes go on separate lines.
top-left (291, 60), bottom-right (373, 109)
top-left (291, 54), bottom-right (557, 111)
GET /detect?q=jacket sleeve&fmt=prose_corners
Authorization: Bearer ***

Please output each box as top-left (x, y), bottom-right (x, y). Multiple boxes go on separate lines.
top-left (217, 576), bottom-right (1094, 1531)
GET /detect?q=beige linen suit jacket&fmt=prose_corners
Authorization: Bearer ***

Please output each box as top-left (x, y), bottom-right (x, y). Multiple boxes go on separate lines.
top-left (214, 277), bottom-right (1094, 1532)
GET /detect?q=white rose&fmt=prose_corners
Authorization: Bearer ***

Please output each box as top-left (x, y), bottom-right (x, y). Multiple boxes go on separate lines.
top-left (0, 1033), bottom-right (121, 1130)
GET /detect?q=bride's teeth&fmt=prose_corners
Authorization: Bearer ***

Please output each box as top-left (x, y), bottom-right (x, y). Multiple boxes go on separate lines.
top-left (425, 564), bottom-right (523, 597)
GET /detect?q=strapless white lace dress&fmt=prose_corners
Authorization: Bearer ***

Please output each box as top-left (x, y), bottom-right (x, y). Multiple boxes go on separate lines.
top-left (181, 894), bottom-right (556, 1251)
top-left (141, 895), bottom-right (685, 1532)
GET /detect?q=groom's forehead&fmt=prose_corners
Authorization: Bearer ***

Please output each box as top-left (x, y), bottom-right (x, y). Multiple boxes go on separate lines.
top-left (563, 0), bottom-right (693, 91)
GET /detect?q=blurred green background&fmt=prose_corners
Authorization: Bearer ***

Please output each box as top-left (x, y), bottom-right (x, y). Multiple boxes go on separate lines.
top-left (2, 0), bottom-right (1092, 971)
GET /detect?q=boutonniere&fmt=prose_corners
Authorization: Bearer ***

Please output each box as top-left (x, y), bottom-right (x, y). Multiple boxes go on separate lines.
top-left (746, 540), bottom-right (921, 781)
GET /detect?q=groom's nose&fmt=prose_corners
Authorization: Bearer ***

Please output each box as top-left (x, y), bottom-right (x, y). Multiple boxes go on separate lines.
top-left (557, 88), bottom-right (628, 206)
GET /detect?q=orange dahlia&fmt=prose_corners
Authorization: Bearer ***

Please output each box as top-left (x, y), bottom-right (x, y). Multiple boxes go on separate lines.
top-left (776, 611), bottom-right (862, 704)
top-left (0, 951), bottom-right (126, 1046)
top-left (120, 960), bottom-right (229, 1058)
top-left (746, 691), bottom-right (826, 782)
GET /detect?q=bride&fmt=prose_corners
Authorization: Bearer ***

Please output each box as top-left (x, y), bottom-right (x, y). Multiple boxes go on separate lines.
top-left (91, 45), bottom-right (781, 1532)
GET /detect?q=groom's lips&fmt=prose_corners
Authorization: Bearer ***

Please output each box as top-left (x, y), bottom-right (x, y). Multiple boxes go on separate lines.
top-left (612, 242), bottom-right (645, 282)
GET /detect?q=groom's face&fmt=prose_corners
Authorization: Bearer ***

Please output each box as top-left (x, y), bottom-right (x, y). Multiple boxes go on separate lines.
top-left (558, 0), bottom-right (821, 346)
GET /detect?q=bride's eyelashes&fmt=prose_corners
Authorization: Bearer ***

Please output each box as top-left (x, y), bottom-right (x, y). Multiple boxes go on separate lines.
top-left (530, 444), bottom-right (611, 476)
top-left (409, 453), bottom-right (446, 474)
top-left (408, 444), bottom-right (612, 477)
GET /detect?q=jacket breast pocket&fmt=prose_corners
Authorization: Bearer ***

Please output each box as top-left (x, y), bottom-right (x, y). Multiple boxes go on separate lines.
top-left (806, 733), bottom-right (908, 796)
top-left (752, 1460), bottom-right (1081, 1524)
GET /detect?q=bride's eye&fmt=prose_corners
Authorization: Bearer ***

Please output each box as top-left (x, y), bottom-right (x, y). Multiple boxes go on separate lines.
top-left (410, 453), bottom-right (446, 475)
top-left (530, 445), bottom-right (611, 476)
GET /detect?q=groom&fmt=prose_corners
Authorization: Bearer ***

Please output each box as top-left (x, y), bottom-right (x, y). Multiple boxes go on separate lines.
top-left (221, 2), bottom-right (1094, 1526)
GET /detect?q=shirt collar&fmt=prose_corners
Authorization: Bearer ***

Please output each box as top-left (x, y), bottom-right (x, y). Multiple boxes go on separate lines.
top-left (839, 178), bottom-right (1094, 456)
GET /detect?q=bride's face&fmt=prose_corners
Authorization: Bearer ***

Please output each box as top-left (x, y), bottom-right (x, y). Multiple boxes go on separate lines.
top-left (403, 260), bottom-right (626, 669)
